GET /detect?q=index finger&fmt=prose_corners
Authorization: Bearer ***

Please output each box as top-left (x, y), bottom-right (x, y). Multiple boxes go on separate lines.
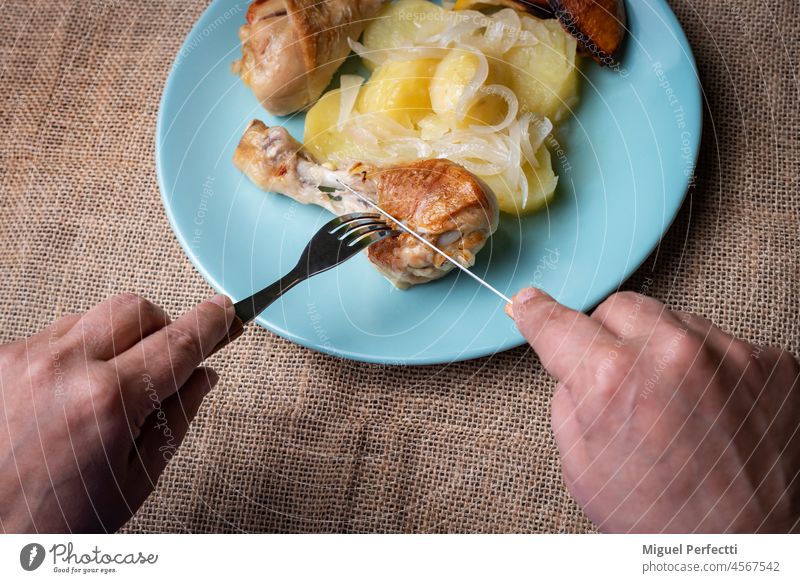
top-left (510, 287), bottom-right (617, 388)
top-left (113, 294), bottom-right (235, 407)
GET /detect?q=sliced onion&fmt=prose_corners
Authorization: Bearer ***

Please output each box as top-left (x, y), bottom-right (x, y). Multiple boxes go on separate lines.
top-left (518, 113), bottom-right (537, 166)
top-left (482, 14), bottom-right (508, 54)
top-left (340, 111), bottom-right (428, 165)
top-left (454, 45), bottom-right (489, 123)
top-left (449, 9), bottom-right (525, 56)
top-left (337, 75), bottom-right (364, 132)
top-left (512, 27), bottom-right (540, 48)
top-left (386, 45), bottom-right (448, 62)
top-left (506, 116), bottom-right (522, 189)
top-left (348, 38), bottom-right (387, 67)
top-left (520, 168), bottom-right (530, 209)
top-left (530, 116), bottom-right (553, 151)
top-left (365, 112), bottom-right (417, 138)
top-left (436, 131), bottom-right (510, 163)
top-left (424, 21), bottom-right (478, 47)
top-left (519, 113), bottom-right (553, 167)
top-left (419, 114), bottom-right (451, 140)
top-left (438, 145), bottom-right (507, 173)
top-left (445, 156), bottom-right (505, 176)
top-left (469, 84), bottom-right (518, 134)
top-left (415, 16), bottom-right (446, 43)
top-left (343, 120), bottom-right (378, 151)
top-left (419, 10), bottom-right (485, 46)
top-left (384, 137), bottom-right (434, 160)
top-left (434, 133), bottom-right (511, 175)
top-left (493, 9), bottom-right (523, 54)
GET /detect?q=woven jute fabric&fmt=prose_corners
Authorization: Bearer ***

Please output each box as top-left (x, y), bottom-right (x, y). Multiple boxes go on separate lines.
top-left (1, 0), bottom-right (798, 533)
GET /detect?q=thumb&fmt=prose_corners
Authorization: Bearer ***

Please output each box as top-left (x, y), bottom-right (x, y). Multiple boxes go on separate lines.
top-left (508, 288), bottom-right (614, 383)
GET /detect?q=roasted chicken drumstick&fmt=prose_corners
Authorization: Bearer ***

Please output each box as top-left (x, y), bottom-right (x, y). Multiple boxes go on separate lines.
top-left (233, 0), bottom-right (386, 115)
top-left (234, 121), bottom-right (500, 288)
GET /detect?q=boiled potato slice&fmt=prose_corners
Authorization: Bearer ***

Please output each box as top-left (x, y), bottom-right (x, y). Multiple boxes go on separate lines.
top-left (304, 89), bottom-right (366, 163)
top-left (505, 18), bottom-right (578, 121)
top-left (356, 59), bottom-right (438, 129)
top-left (430, 50), bottom-right (477, 125)
top-left (482, 145), bottom-right (558, 215)
top-left (430, 49), bottom-right (512, 128)
top-left (361, 0), bottom-right (446, 69)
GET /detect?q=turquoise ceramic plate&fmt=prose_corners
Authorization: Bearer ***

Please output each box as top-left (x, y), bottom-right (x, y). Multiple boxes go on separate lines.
top-left (157, 0), bottom-right (701, 364)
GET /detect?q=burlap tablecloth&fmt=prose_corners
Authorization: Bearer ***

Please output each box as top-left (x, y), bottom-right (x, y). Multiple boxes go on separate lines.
top-left (1, 0), bottom-right (798, 533)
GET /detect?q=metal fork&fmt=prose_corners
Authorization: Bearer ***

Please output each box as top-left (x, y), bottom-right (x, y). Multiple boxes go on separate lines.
top-left (213, 213), bottom-right (399, 352)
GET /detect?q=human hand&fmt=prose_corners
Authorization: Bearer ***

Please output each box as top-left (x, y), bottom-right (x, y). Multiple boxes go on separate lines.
top-left (0, 293), bottom-right (237, 533)
top-left (509, 288), bottom-right (800, 533)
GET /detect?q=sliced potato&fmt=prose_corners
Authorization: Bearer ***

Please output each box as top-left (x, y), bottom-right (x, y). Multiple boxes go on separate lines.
top-left (430, 49), bottom-right (512, 127)
top-left (357, 58), bottom-right (439, 129)
top-left (482, 145), bottom-right (558, 215)
top-left (304, 89), bottom-right (366, 163)
top-left (505, 18), bottom-right (578, 121)
top-left (361, 0), bottom-right (446, 68)
top-left (430, 50), bottom-right (477, 125)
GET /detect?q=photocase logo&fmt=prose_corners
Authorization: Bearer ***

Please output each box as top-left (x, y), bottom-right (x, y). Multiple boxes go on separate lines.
top-left (20, 543), bottom-right (46, 571)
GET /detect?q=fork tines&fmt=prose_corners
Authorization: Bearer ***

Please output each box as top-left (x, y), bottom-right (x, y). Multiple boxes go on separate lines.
top-left (328, 213), bottom-right (395, 247)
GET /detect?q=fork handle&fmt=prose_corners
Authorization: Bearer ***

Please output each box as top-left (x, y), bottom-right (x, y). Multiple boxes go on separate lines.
top-left (233, 268), bottom-right (303, 325)
top-left (209, 269), bottom-right (302, 356)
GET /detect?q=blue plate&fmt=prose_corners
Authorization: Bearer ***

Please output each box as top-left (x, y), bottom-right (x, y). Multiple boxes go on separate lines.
top-left (157, 0), bottom-right (701, 365)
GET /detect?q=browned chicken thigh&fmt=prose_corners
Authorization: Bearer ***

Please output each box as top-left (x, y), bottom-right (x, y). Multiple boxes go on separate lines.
top-left (234, 121), bottom-right (499, 288)
top-left (233, 0), bottom-right (386, 115)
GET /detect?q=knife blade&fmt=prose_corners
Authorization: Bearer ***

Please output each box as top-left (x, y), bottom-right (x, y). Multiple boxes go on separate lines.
top-left (333, 178), bottom-right (512, 304)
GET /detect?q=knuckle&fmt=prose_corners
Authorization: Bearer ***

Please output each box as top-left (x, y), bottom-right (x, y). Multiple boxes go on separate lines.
top-left (113, 293), bottom-right (157, 319)
top-left (671, 332), bottom-right (707, 365)
top-left (594, 291), bottom-right (651, 321)
top-left (595, 293), bottom-right (626, 316)
top-left (615, 290), bottom-right (645, 305)
top-left (593, 349), bottom-right (637, 395)
top-left (199, 298), bottom-right (229, 325)
top-left (616, 291), bottom-right (652, 310)
top-left (95, 388), bottom-right (124, 417)
top-left (674, 310), bottom-right (711, 331)
top-left (648, 323), bottom-right (708, 373)
top-left (653, 312), bottom-right (690, 339)
top-left (589, 300), bottom-right (612, 324)
top-left (110, 294), bottom-right (170, 336)
top-left (87, 364), bottom-right (117, 394)
top-left (547, 306), bottom-right (584, 332)
top-left (49, 313), bottom-right (81, 339)
top-left (22, 353), bottom-right (54, 390)
top-left (137, 298), bottom-right (167, 329)
top-left (83, 365), bottom-right (123, 411)
top-left (167, 326), bottom-right (204, 363)
top-left (114, 292), bottom-right (146, 308)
